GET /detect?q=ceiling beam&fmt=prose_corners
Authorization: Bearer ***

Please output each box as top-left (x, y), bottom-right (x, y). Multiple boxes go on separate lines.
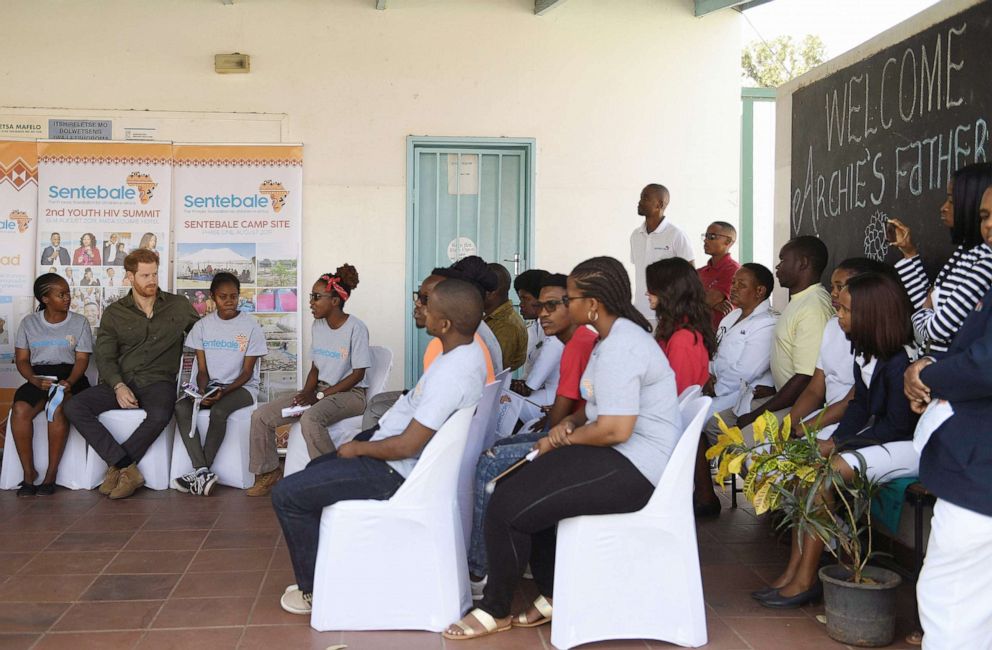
top-left (535, 0), bottom-right (569, 16)
top-left (695, 0), bottom-right (771, 17)
top-left (375, 0), bottom-right (387, 9)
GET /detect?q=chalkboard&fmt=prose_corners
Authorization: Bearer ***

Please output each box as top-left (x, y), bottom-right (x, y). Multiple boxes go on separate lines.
top-left (790, 1), bottom-right (992, 281)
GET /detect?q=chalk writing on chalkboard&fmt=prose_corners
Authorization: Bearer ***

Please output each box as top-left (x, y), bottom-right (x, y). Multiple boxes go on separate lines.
top-left (790, 1), bottom-right (991, 280)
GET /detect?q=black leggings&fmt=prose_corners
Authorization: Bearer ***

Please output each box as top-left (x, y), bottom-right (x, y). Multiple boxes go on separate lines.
top-left (478, 444), bottom-right (655, 618)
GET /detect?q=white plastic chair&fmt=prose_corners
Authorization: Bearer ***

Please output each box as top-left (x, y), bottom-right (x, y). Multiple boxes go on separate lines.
top-left (283, 346), bottom-right (393, 477)
top-left (456, 373), bottom-right (508, 551)
top-left (550, 396), bottom-right (712, 649)
top-left (677, 384), bottom-right (702, 407)
top-left (1, 414), bottom-right (92, 490)
top-left (309, 406), bottom-right (476, 632)
top-left (83, 410), bottom-right (176, 490)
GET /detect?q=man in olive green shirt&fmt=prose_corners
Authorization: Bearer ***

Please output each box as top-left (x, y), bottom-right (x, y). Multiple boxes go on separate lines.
top-left (66, 249), bottom-right (198, 499)
top-left (484, 263), bottom-right (528, 371)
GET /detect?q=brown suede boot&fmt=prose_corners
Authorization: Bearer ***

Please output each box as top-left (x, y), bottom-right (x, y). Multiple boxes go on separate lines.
top-left (109, 463), bottom-right (145, 500)
top-left (99, 466), bottom-right (121, 496)
top-left (246, 467), bottom-right (282, 497)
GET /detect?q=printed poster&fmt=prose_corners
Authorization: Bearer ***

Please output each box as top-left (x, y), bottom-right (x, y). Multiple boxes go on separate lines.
top-left (0, 141), bottom-right (39, 391)
top-left (37, 141), bottom-right (173, 333)
top-left (172, 143), bottom-right (303, 406)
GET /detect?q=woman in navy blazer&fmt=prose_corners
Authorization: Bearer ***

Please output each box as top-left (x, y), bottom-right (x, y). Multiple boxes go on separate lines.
top-left (757, 271), bottom-right (919, 609)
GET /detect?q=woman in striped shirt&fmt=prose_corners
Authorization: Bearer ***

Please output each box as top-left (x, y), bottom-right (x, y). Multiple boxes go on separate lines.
top-left (888, 163), bottom-right (992, 353)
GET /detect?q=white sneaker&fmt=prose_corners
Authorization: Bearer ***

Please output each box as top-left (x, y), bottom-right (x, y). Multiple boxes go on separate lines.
top-left (280, 586), bottom-right (313, 615)
top-left (199, 472), bottom-right (219, 497)
top-left (470, 575), bottom-right (487, 601)
top-left (171, 470), bottom-right (198, 494)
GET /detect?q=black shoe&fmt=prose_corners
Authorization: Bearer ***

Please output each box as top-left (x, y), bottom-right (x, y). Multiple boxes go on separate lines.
top-left (693, 501), bottom-right (722, 518)
top-left (37, 482), bottom-right (56, 496)
top-left (16, 481), bottom-right (37, 497)
top-left (750, 586), bottom-right (778, 600)
top-left (758, 582), bottom-right (822, 609)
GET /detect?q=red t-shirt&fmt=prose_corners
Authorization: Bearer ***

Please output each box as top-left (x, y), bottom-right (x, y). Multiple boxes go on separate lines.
top-left (556, 326), bottom-right (599, 411)
top-left (698, 254), bottom-right (740, 330)
top-left (659, 329), bottom-right (710, 395)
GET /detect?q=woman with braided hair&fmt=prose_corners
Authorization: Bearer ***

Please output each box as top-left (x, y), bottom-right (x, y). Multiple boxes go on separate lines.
top-left (247, 264), bottom-right (372, 496)
top-left (444, 256), bottom-right (682, 641)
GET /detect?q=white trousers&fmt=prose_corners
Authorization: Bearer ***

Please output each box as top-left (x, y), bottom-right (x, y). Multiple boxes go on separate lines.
top-left (838, 440), bottom-right (920, 482)
top-left (918, 499), bottom-right (992, 650)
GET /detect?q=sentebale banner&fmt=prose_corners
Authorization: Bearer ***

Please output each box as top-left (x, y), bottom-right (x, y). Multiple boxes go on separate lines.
top-left (172, 143), bottom-right (303, 404)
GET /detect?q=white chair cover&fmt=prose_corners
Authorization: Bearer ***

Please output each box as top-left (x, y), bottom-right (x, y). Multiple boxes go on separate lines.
top-left (83, 410), bottom-right (176, 490)
top-left (456, 374), bottom-right (507, 551)
top-left (1, 414), bottom-right (92, 490)
top-left (309, 406), bottom-right (476, 632)
top-left (550, 396), bottom-right (712, 649)
top-left (677, 384), bottom-right (702, 406)
top-left (169, 405), bottom-right (255, 489)
top-left (284, 346), bottom-right (393, 477)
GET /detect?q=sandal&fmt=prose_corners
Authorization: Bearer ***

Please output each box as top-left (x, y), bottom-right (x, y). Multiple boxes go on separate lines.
top-left (512, 594), bottom-right (552, 628)
top-left (442, 608), bottom-right (511, 640)
top-left (16, 481), bottom-right (37, 497)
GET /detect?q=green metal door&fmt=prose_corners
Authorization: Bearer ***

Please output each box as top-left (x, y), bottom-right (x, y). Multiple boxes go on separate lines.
top-left (406, 138), bottom-right (534, 384)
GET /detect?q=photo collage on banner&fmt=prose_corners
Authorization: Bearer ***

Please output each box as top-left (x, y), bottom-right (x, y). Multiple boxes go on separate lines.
top-left (0, 141), bottom-right (39, 393)
top-left (37, 141), bottom-right (173, 333)
top-left (172, 144), bottom-right (303, 408)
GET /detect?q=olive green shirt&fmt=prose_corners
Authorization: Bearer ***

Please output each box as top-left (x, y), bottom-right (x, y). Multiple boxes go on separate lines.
top-left (95, 290), bottom-right (199, 389)
top-left (484, 300), bottom-right (528, 371)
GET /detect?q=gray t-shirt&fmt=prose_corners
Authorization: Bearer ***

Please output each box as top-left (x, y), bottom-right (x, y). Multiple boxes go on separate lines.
top-left (185, 311), bottom-right (268, 397)
top-left (311, 315), bottom-right (372, 388)
top-left (15, 311), bottom-right (93, 366)
top-left (477, 321), bottom-right (504, 375)
top-left (580, 317), bottom-right (681, 486)
top-left (371, 341), bottom-right (486, 477)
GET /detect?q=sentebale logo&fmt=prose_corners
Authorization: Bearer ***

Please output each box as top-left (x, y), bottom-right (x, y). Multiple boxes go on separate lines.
top-left (125, 171), bottom-right (157, 204)
top-left (259, 180), bottom-right (289, 213)
top-left (0, 209), bottom-right (30, 234)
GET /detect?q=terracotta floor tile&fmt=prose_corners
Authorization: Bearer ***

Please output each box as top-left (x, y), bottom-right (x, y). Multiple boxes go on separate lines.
top-left (23, 498), bottom-right (99, 515)
top-left (0, 532), bottom-right (59, 552)
top-left (643, 614), bottom-right (750, 650)
top-left (0, 574), bottom-right (97, 602)
top-left (0, 603), bottom-right (68, 633)
top-left (200, 529), bottom-right (278, 550)
top-left (259, 567), bottom-right (296, 595)
top-left (247, 593), bottom-right (310, 626)
top-left (81, 574), bottom-right (180, 601)
top-left (0, 634), bottom-right (40, 650)
top-left (88, 499), bottom-right (164, 515)
top-left (50, 531), bottom-right (134, 552)
top-left (6, 514), bottom-right (80, 532)
top-left (213, 510), bottom-right (279, 530)
top-left (188, 548), bottom-right (272, 573)
top-left (135, 627), bottom-right (243, 649)
top-left (567, 641), bottom-right (647, 649)
top-left (0, 554), bottom-right (35, 576)
top-left (53, 600), bottom-right (163, 631)
top-left (723, 616), bottom-right (846, 649)
top-left (142, 512), bottom-right (219, 531)
top-left (342, 630), bottom-right (444, 650)
top-left (151, 596), bottom-right (254, 628)
top-left (701, 564), bottom-right (768, 591)
top-left (125, 529), bottom-right (208, 551)
top-left (440, 626), bottom-right (542, 650)
top-left (704, 589), bottom-right (808, 619)
top-left (17, 551), bottom-right (116, 576)
top-left (730, 542), bottom-right (791, 564)
top-left (238, 625), bottom-right (342, 650)
top-left (32, 631), bottom-right (144, 649)
top-left (67, 514), bottom-right (150, 533)
top-left (172, 571), bottom-right (264, 598)
top-left (104, 551), bottom-right (195, 575)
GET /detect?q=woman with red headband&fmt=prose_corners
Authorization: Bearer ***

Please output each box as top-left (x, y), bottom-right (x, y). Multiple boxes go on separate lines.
top-left (247, 264), bottom-right (372, 497)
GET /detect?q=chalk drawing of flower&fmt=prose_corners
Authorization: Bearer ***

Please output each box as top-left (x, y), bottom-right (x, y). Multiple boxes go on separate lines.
top-left (864, 211), bottom-right (889, 261)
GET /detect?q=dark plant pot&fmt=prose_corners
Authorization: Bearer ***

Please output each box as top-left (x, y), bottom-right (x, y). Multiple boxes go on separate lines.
top-left (819, 564), bottom-right (902, 647)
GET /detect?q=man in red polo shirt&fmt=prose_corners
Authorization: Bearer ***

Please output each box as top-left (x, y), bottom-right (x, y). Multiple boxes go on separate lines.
top-left (698, 221), bottom-right (741, 330)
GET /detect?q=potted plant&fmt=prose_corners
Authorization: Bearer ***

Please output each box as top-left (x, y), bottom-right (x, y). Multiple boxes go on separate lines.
top-left (708, 411), bottom-right (903, 647)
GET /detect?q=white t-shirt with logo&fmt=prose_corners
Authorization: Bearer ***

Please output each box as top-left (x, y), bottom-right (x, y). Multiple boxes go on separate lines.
top-left (15, 311), bottom-right (93, 366)
top-left (311, 315), bottom-right (372, 388)
top-left (371, 341), bottom-right (486, 477)
top-left (185, 311), bottom-right (268, 397)
top-left (630, 218), bottom-right (695, 320)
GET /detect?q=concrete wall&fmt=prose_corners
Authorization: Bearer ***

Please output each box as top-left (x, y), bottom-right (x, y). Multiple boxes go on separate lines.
top-left (3, 0), bottom-right (742, 387)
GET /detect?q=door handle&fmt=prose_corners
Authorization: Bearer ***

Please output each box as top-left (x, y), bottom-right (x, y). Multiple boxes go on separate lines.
top-left (503, 254), bottom-right (521, 275)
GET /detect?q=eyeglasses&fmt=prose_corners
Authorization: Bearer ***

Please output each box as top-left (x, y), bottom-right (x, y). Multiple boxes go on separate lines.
top-left (309, 292), bottom-right (332, 301)
top-left (535, 299), bottom-right (566, 313)
top-left (701, 232), bottom-right (734, 242)
top-left (562, 295), bottom-right (585, 306)
top-left (412, 291), bottom-right (429, 305)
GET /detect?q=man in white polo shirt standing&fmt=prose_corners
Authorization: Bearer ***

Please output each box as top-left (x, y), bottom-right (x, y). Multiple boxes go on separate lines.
top-left (630, 183), bottom-right (695, 323)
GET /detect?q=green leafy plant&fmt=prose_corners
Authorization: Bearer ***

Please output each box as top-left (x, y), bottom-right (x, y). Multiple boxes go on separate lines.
top-left (709, 411), bottom-right (884, 584)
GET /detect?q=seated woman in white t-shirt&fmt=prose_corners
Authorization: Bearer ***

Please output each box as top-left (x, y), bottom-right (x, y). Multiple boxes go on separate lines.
top-left (247, 264), bottom-right (372, 497)
top-left (444, 256), bottom-right (682, 641)
top-left (755, 272), bottom-right (919, 609)
top-left (173, 272), bottom-right (267, 496)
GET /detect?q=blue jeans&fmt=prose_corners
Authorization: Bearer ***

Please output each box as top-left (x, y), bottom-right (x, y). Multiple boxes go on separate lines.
top-left (468, 432), bottom-right (545, 577)
top-left (271, 450), bottom-right (404, 594)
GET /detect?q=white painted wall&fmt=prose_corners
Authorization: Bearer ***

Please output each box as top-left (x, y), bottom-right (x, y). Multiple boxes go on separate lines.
top-left (3, 0), bottom-right (741, 388)
top-left (773, 0), bottom-right (981, 308)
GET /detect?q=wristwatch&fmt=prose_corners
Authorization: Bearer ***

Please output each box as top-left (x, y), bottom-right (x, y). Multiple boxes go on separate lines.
top-left (315, 390), bottom-right (325, 400)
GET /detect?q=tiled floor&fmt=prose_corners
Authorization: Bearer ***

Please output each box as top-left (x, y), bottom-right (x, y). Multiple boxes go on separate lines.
top-left (0, 483), bottom-right (921, 650)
